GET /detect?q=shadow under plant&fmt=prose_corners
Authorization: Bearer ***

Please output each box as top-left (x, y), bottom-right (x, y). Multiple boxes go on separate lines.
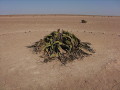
top-left (28, 29), bottom-right (95, 64)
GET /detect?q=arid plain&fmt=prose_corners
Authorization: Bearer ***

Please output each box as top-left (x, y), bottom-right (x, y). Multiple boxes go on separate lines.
top-left (0, 15), bottom-right (120, 90)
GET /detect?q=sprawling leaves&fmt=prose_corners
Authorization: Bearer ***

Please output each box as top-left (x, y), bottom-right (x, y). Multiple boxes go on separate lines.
top-left (30, 29), bottom-right (95, 64)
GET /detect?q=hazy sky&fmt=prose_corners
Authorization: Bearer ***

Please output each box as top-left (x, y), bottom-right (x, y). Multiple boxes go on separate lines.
top-left (0, 0), bottom-right (120, 16)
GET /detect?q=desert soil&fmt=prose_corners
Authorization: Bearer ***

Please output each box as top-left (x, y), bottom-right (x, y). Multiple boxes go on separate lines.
top-left (0, 15), bottom-right (120, 90)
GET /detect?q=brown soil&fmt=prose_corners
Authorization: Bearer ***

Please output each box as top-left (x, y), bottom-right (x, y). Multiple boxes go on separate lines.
top-left (0, 15), bottom-right (120, 90)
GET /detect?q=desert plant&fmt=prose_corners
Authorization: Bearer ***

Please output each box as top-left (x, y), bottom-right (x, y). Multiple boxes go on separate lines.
top-left (30, 29), bottom-right (95, 64)
top-left (81, 20), bottom-right (87, 23)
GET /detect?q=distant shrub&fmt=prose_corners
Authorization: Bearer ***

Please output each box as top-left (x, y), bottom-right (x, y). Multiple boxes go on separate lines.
top-left (81, 20), bottom-right (87, 23)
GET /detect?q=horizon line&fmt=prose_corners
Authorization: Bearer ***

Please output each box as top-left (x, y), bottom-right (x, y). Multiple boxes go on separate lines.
top-left (0, 14), bottom-right (120, 17)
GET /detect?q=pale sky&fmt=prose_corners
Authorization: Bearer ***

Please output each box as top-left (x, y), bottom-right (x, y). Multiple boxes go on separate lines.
top-left (0, 0), bottom-right (120, 16)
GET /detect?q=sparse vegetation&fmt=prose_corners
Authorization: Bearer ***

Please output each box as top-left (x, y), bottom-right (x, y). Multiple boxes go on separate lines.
top-left (81, 20), bottom-right (87, 23)
top-left (29, 29), bottom-right (95, 64)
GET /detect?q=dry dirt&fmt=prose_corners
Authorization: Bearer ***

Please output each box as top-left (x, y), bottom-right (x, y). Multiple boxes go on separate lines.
top-left (0, 15), bottom-right (120, 90)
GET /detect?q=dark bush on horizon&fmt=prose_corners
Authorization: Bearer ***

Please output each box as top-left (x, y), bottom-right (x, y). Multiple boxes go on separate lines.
top-left (81, 20), bottom-right (87, 23)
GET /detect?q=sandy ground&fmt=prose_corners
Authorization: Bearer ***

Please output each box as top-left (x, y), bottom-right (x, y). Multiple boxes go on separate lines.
top-left (0, 15), bottom-right (120, 90)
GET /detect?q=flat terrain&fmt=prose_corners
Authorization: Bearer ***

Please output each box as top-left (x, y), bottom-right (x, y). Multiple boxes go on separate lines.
top-left (0, 15), bottom-right (120, 90)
